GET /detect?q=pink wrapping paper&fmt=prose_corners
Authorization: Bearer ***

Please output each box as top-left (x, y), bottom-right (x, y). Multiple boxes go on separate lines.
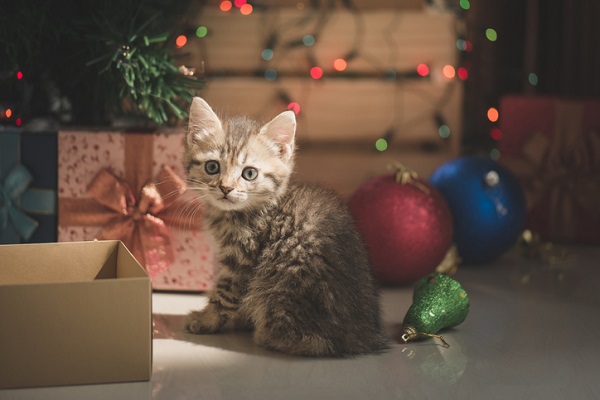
top-left (58, 130), bottom-right (217, 291)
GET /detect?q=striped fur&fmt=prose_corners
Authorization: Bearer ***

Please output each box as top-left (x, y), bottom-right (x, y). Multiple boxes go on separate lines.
top-left (183, 98), bottom-right (388, 357)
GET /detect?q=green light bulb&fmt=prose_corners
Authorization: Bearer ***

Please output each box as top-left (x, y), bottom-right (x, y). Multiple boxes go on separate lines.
top-left (401, 273), bottom-right (470, 347)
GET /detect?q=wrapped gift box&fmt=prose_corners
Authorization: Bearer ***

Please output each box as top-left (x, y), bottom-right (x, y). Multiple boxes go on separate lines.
top-left (499, 95), bottom-right (600, 244)
top-left (0, 127), bottom-right (57, 244)
top-left (0, 240), bottom-right (151, 389)
top-left (57, 129), bottom-right (217, 291)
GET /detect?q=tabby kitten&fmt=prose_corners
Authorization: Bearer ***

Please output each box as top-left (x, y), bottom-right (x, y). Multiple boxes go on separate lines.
top-left (183, 97), bottom-right (388, 357)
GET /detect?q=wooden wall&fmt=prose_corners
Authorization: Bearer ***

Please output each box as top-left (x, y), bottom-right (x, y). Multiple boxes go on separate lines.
top-left (176, 1), bottom-right (463, 150)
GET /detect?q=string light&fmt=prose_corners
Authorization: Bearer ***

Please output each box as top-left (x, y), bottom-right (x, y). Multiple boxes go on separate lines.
top-left (438, 125), bottom-right (450, 138)
top-left (302, 34), bottom-right (316, 47)
top-left (485, 28), bottom-right (498, 42)
top-left (375, 129), bottom-right (394, 152)
top-left (310, 66), bottom-right (323, 80)
top-left (16, 71), bottom-right (24, 80)
top-left (261, 49), bottom-right (274, 61)
top-left (287, 102), bottom-right (301, 114)
top-left (240, 3), bottom-right (253, 15)
top-left (416, 63), bottom-right (429, 77)
top-left (375, 138), bottom-right (388, 152)
top-left (459, 0), bottom-right (470, 10)
top-left (15, 118), bottom-right (22, 127)
top-left (490, 127), bottom-right (502, 141)
top-left (264, 68), bottom-right (277, 81)
top-left (528, 72), bottom-right (538, 86)
top-left (182, 2), bottom-right (461, 154)
top-left (435, 114), bottom-right (450, 139)
top-left (442, 65), bottom-right (456, 79)
top-left (5, 109), bottom-right (12, 118)
top-left (196, 26), bottom-right (208, 38)
top-left (487, 107), bottom-right (499, 122)
top-left (333, 58), bottom-right (347, 72)
top-left (220, 1), bottom-right (232, 12)
top-left (490, 148), bottom-right (500, 161)
top-left (175, 35), bottom-right (187, 48)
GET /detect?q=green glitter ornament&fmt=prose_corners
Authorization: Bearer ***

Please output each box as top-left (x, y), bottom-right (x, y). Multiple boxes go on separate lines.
top-left (401, 273), bottom-right (470, 347)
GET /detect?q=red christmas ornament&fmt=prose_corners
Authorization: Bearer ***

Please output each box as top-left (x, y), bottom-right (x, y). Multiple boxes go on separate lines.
top-left (348, 164), bottom-right (454, 286)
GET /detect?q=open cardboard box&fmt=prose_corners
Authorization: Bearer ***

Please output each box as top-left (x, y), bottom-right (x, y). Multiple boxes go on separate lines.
top-left (0, 240), bottom-right (152, 389)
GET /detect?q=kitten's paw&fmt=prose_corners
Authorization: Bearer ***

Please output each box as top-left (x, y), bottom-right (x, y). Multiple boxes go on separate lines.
top-left (184, 310), bottom-right (222, 334)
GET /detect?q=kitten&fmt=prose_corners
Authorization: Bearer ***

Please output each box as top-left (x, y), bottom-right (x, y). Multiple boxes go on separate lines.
top-left (183, 97), bottom-right (389, 357)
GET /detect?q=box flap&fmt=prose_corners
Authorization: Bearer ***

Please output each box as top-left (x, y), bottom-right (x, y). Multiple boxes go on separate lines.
top-left (0, 241), bottom-right (121, 285)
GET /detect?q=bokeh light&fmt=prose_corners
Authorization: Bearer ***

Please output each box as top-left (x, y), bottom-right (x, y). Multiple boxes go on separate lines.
top-left (442, 65), bottom-right (455, 79)
top-left (303, 34), bottom-right (316, 46)
top-left (240, 3), bottom-right (253, 15)
top-left (375, 138), bottom-right (388, 152)
top-left (287, 102), bottom-right (301, 114)
top-left (417, 63), bottom-right (429, 77)
top-left (333, 58), bottom-right (347, 71)
top-left (490, 148), bottom-right (500, 161)
top-left (528, 72), bottom-right (539, 86)
top-left (261, 49), bottom-right (274, 61)
top-left (490, 127), bottom-right (503, 141)
top-left (175, 35), bottom-right (187, 48)
top-left (264, 68), bottom-right (277, 81)
top-left (487, 107), bottom-right (499, 123)
top-left (438, 124), bottom-right (450, 138)
top-left (220, 1), bottom-right (232, 11)
top-left (310, 66), bottom-right (323, 79)
top-left (485, 28), bottom-right (498, 42)
top-left (196, 26), bottom-right (208, 38)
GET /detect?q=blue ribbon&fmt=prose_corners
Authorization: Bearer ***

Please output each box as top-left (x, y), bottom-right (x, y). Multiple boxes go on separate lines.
top-left (0, 164), bottom-right (40, 241)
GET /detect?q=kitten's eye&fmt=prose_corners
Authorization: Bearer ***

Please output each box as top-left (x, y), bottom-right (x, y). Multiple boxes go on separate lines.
top-left (204, 160), bottom-right (220, 175)
top-left (241, 167), bottom-right (258, 181)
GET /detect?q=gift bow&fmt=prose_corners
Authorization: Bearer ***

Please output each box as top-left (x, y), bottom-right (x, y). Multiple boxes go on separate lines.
top-left (87, 166), bottom-right (189, 277)
top-left (502, 102), bottom-right (600, 239)
top-left (0, 164), bottom-right (39, 241)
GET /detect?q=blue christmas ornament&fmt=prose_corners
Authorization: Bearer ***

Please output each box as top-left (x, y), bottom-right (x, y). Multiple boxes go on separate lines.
top-left (429, 156), bottom-right (526, 264)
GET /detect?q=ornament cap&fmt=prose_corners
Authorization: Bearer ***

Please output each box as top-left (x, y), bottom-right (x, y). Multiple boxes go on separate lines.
top-left (401, 325), bottom-right (450, 348)
top-left (388, 162), bottom-right (430, 194)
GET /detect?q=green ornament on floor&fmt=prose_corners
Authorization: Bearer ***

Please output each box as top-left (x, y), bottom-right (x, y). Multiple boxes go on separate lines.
top-left (401, 273), bottom-right (470, 347)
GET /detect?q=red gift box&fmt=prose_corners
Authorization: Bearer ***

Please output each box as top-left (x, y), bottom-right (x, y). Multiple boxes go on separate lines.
top-left (58, 130), bottom-right (217, 291)
top-left (499, 95), bottom-right (600, 244)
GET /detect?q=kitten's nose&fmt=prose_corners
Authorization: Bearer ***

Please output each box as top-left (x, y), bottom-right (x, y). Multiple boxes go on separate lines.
top-left (219, 185), bottom-right (234, 195)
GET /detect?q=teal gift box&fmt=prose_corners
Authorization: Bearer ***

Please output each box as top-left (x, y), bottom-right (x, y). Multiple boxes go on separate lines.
top-left (0, 128), bottom-right (57, 243)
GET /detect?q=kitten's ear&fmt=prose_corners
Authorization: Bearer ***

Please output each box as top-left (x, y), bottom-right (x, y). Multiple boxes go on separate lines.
top-left (259, 110), bottom-right (296, 160)
top-left (187, 97), bottom-right (222, 145)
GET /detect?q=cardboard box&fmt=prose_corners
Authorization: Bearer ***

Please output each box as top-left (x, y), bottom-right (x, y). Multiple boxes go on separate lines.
top-left (0, 240), bottom-right (152, 389)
